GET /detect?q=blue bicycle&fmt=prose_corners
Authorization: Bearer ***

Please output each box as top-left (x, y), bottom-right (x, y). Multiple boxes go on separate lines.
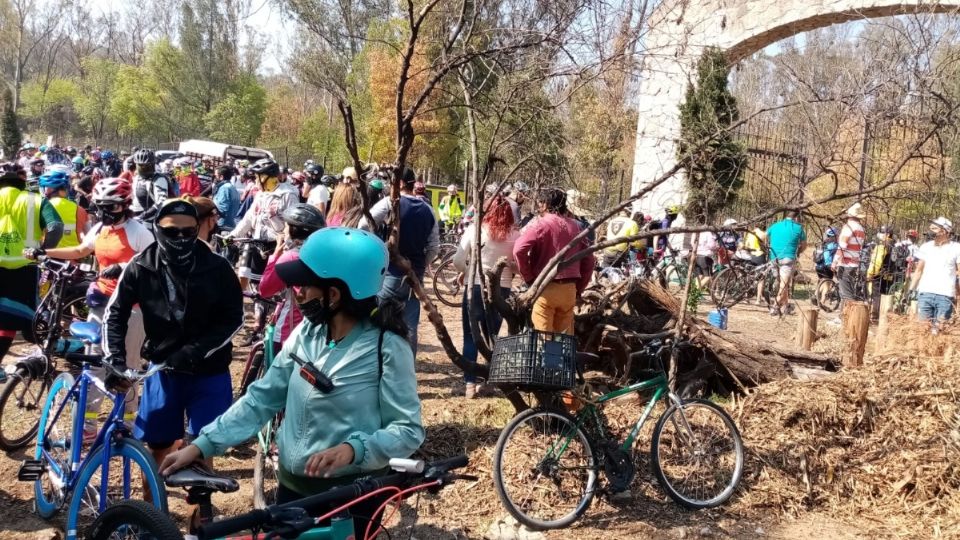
top-left (18, 328), bottom-right (167, 540)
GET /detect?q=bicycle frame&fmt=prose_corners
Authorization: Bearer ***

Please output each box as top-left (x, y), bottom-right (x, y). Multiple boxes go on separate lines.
top-left (40, 365), bottom-right (135, 509)
top-left (209, 518), bottom-right (355, 540)
top-left (255, 320), bottom-right (279, 456)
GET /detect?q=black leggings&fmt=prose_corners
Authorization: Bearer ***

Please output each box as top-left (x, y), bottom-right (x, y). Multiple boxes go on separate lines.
top-left (276, 483), bottom-right (388, 540)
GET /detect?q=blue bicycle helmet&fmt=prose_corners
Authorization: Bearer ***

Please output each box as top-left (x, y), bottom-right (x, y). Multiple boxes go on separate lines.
top-left (276, 227), bottom-right (388, 300)
top-left (38, 170), bottom-right (70, 191)
top-left (101, 150), bottom-right (115, 160)
top-left (825, 227), bottom-right (837, 238)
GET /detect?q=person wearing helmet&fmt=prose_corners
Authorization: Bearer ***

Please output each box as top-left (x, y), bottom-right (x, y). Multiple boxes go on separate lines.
top-left (38, 170), bottom-right (89, 248)
top-left (130, 149), bottom-right (173, 218)
top-left (359, 167), bottom-right (439, 354)
top-left (437, 184), bottom-right (463, 233)
top-left (227, 158), bottom-right (300, 290)
top-left (101, 150), bottom-right (121, 177)
top-left (71, 155), bottom-right (86, 173)
top-left (813, 227), bottom-right (839, 282)
top-left (160, 227), bottom-right (424, 536)
top-left (866, 224), bottom-right (896, 319)
top-left (341, 166), bottom-right (357, 184)
top-left (0, 163), bottom-right (63, 373)
top-left (303, 163), bottom-right (329, 212)
top-left (367, 178), bottom-right (385, 205)
top-left (26, 158), bottom-right (46, 192)
top-left (602, 209), bottom-right (643, 268)
top-left (258, 204), bottom-right (327, 349)
top-left (102, 198), bottom-right (242, 474)
top-left (717, 219), bottom-right (740, 263)
top-left (212, 165), bottom-right (240, 230)
top-left (34, 176), bottom-right (152, 439)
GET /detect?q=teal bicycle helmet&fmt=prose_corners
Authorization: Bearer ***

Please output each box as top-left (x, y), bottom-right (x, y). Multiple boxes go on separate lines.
top-left (276, 227), bottom-right (388, 300)
top-left (38, 170), bottom-right (70, 191)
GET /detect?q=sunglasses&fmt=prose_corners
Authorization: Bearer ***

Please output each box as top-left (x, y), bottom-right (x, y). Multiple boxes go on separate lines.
top-left (95, 203), bottom-right (124, 213)
top-left (158, 225), bottom-right (199, 239)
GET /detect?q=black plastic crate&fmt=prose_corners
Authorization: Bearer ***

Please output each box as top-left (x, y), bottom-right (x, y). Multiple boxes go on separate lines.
top-left (488, 331), bottom-right (577, 390)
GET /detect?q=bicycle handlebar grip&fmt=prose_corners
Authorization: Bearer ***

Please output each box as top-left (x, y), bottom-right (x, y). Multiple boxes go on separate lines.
top-left (197, 508), bottom-right (270, 540)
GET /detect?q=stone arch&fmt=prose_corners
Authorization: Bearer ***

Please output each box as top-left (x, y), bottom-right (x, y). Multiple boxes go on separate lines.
top-left (632, 0), bottom-right (960, 215)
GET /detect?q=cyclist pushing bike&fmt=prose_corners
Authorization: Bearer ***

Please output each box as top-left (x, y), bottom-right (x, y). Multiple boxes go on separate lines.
top-left (160, 227), bottom-right (425, 539)
top-left (102, 198), bottom-right (243, 480)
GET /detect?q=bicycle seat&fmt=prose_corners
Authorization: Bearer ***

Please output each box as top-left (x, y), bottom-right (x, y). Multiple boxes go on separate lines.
top-left (165, 463), bottom-right (239, 493)
top-left (69, 321), bottom-right (101, 344)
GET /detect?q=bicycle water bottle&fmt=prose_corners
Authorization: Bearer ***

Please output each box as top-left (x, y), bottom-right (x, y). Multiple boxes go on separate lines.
top-left (54, 338), bottom-right (85, 355)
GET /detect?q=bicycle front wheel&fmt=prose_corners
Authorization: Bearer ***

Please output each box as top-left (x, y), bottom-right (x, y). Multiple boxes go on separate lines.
top-left (35, 372), bottom-right (77, 518)
top-left (0, 366), bottom-right (49, 451)
top-left (85, 500), bottom-right (182, 540)
top-left (492, 408), bottom-right (598, 530)
top-left (253, 418), bottom-right (281, 509)
top-left (651, 398), bottom-right (744, 509)
top-left (66, 437), bottom-right (167, 540)
top-left (817, 280), bottom-right (840, 313)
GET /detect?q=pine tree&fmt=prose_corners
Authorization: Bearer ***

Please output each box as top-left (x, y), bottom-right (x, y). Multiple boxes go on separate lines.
top-left (677, 48), bottom-right (747, 224)
top-left (1, 88), bottom-right (21, 160)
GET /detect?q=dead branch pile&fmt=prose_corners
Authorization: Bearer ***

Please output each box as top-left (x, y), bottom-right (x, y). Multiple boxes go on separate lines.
top-left (732, 341), bottom-right (960, 537)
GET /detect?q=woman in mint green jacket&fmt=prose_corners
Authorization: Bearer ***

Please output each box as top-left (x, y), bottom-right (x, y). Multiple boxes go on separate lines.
top-left (160, 227), bottom-right (424, 536)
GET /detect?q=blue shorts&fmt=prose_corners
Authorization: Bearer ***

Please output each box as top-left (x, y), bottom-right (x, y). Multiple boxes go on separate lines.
top-left (917, 292), bottom-right (954, 322)
top-left (134, 369), bottom-right (232, 446)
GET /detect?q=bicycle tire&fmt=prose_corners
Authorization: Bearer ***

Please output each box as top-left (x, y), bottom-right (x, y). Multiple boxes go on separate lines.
top-left (709, 267), bottom-right (744, 307)
top-left (650, 398), bottom-right (744, 509)
top-left (816, 280), bottom-right (840, 313)
top-left (432, 258), bottom-right (462, 308)
top-left (35, 371), bottom-right (76, 518)
top-left (0, 367), bottom-right (49, 451)
top-left (85, 499), bottom-right (182, 540)
top-left (66, 437), bottom-right (168, 539)
top-left (492, 407), bottom-right (598, 531)
top-left (238, 345), bottom-right (265, 398)
top-left (253, 420), bottom-right (281, 509)
top-left (32, 290), bottom-right (88, 347)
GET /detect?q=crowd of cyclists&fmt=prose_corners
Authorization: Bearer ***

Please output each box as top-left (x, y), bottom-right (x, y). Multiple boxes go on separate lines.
top-left (2, 140), bottom-right (959, 536)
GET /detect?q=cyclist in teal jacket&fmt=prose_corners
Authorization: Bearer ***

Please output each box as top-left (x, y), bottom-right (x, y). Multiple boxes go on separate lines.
top-left (160, 227), bottom-right (424, 537)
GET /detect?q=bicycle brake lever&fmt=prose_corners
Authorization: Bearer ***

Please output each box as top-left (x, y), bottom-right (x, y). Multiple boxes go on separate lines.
top-left (266, 507), bottom-right (315, 539)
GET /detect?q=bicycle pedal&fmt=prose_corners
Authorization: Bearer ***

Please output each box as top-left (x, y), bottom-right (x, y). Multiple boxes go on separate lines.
top-left (17, 459), bottom-right (45, 481)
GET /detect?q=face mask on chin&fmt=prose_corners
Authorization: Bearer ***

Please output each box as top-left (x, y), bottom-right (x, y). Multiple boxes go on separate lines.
top-left (97, 209), bottom-right (125, 226)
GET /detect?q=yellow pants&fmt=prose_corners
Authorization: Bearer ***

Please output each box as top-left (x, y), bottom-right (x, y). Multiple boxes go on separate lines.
top-left (532, 281), bottom-right (577, 334)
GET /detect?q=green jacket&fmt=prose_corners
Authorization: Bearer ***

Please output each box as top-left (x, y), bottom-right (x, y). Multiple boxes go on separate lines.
top-left (194, 319), bottom-right (424, 483)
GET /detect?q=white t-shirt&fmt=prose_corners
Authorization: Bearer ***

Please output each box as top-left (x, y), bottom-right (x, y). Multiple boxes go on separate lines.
top-left (916, 240), bottom-right (960, 297)
top-left (307, 185), bottom-right (330, 207)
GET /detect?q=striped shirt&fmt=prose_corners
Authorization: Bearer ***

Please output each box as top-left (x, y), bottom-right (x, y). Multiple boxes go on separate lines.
top-left (837, 220), bottom-right (866, 268)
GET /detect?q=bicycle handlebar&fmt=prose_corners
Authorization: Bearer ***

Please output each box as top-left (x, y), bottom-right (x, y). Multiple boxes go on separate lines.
top-left (197, 456), bottom-right (469, 540)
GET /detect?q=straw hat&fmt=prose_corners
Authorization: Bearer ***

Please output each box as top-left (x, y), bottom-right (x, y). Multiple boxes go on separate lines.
top-left (845, 203), bottom-right (866, 219)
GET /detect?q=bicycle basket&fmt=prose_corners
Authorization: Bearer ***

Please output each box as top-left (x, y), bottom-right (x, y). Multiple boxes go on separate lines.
top-left (488, 331), bottom-right (577, 391)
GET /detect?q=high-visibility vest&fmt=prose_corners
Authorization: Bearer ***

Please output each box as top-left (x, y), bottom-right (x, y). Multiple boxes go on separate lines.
top-left (49, 196), bottom-right (80, 248)
top-left (0, 186), bottom-right (43, 269)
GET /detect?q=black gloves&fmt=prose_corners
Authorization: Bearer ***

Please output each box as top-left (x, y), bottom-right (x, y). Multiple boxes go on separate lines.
top-left (100, 264), bottom-right (124, 279)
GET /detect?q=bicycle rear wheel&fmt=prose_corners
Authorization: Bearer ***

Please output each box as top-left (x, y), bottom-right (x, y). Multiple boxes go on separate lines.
top-left (0, 367), bottom-right (49, 451)
top-left (651, 398), bottom-right (744, 509)
top-left (492, 408), bottom-right (598, 530)
top-left (816, 280), bottom-right (840, 313)
top-left (67, 437), bottom-right (167, 540)
top-left (431, 258), bottom-right (462, 308)
top-left (85, 500), bottom-right (182, 540)
top-left (709, 268), bottom-right (744, 307)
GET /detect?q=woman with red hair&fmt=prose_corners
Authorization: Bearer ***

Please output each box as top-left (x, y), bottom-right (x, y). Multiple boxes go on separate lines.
top-left (452, 196), bottom-right (519, 398)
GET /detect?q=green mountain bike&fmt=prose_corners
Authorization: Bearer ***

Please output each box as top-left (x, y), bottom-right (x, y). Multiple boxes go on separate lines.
top-left (492, 333), bottom-right (744, 530)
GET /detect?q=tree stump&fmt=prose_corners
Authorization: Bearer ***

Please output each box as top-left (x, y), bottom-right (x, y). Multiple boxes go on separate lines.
top-left (795, 307), bottom-right (818, 351)
top-left (842, 302), bottom-right (870, 367)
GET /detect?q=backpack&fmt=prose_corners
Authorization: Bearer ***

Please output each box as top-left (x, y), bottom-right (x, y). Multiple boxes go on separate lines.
top-left (813, 247), bottom-right (825, 267)
top-left (890, 242), bottom-right (910, 271)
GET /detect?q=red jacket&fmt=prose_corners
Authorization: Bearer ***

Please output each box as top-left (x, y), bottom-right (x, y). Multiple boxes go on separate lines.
top-left (178, 172), bottom-right (202, 197)
top-left (513, 213), bottom-right (595, 293)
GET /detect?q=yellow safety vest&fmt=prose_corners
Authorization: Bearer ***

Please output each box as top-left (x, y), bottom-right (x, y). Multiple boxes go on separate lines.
top-left (0, 186), bottom-right (43, 269)
top-left (49, 197), bottom-right (80, 248)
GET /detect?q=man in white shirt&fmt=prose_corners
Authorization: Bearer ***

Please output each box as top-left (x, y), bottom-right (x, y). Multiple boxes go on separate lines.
top-left (910, 217), bottom-right (960, 330)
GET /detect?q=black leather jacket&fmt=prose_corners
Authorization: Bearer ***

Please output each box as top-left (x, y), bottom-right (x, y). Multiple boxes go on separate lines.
top-left (103, 242), bottom-right (243, 375)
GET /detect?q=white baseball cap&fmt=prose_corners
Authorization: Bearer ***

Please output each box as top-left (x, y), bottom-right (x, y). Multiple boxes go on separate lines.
top-left (845, 203), bottom-right (866, 219)
top-left (931, 216), bottom-right (953, 232)
top-left (723, 218), bottom-right (737, 226)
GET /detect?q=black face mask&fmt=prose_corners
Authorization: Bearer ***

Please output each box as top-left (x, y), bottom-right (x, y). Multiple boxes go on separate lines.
top-left (98, 209), bottom-right (125, 226)
top-left (298, 292), bottom-right (340, 328)
top-left (156, 232), bottom-right (197, 273)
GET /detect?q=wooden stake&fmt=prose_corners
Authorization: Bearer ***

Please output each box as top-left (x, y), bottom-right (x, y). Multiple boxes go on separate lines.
top-left (876, 294), bottom-right (893, 351)
top-left (842, 302), bottom-right (870, 367)
top-left (796, 307), bottom-right (818, 351)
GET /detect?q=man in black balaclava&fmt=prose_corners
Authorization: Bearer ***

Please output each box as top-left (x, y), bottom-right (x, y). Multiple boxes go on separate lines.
top-left (103, 197), bottom-right (242, 470)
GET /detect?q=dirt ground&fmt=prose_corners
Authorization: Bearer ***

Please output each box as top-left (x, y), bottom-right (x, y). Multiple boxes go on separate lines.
top-left (0, 286), bottom-right (870, 540)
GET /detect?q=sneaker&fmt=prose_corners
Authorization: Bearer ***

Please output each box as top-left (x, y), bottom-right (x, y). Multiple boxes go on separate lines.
top-left (784, 304), bottom-right (796, 315)
top-left (464, 383), bottom-right (477, 399)
top-left (768, 307), bottom-right (781, 317)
